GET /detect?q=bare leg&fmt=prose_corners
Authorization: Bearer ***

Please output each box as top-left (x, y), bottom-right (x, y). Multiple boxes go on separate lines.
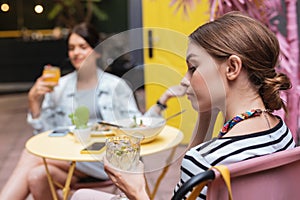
top-left (0, 149), bottom-right (44, 200)
top-left (71, 189), bottom-right (115, 200)
top-left (28, 159), bottom-right (87, 200)
top-left (0, 149), bottom-right (86, 200)
top-left (28, 159), bottom-right (78, 200)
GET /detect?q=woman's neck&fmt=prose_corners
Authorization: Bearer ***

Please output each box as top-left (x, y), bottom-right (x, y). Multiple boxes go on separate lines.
top-left (225, 95), bottom-right (266, 120)
top-left (77, 67), bottom-right (98, 90)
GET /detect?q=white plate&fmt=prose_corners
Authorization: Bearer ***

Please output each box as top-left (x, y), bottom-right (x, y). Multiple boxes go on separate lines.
top-left (90, 130), bottom-right (115, 137)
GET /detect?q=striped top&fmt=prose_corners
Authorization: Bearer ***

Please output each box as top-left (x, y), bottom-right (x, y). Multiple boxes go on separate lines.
top-left (174, 117), bottom-right (295, 199)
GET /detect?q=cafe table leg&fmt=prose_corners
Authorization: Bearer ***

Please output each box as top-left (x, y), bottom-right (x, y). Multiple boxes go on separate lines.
top-left (43, 158), bottom-right (58, 200)
top-left (62, 161), bottom-right (76, 200)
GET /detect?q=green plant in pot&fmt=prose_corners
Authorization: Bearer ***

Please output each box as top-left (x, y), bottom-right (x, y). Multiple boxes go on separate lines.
top-left (69, 106), bottom-right (90, 129)
top-left (69, 106), bottom-right (91, 143)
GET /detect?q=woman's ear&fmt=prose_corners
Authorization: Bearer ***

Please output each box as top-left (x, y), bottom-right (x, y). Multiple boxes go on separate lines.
top-left (225, 55), bottom-right (242, 80)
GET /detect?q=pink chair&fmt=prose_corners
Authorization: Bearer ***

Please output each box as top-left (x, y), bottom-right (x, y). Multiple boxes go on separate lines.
top-left (172, 146), bottom-right (300, 200)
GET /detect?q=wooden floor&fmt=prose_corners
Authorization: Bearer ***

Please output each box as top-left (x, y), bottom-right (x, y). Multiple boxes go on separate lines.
top-left (0, 93), bottom-right (33, 188)
top-left (0, 93), bottom-right (187, 200)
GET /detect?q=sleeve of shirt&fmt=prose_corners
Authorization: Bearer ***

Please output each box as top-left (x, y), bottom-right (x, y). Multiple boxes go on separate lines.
top-left (26, 93), bottom-right (55, 134)
top-left (143, 105), bottom-right (162, 118)
top-left (27, 112), bottom-right (44, 135)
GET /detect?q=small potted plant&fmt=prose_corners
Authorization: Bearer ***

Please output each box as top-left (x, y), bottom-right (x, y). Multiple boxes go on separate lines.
top-left (69, 106), bottom-right (91, 143)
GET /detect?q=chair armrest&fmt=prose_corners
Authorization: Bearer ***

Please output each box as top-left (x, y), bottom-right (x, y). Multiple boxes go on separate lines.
top-left (171, 170), bottom-right (215, 200)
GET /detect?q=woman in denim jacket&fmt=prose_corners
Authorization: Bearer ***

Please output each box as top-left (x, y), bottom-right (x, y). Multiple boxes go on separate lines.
top-left (0, 23), bottom-right (186, 200)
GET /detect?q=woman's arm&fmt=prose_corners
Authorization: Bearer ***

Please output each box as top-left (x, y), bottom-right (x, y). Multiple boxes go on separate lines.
top-left (104, 158), bottom-right (150, 200)
top-left (27, 73), bottom-right (59, 134)
top-left (158, 85), bottom-right (187, 105)
top-left (145, 85), bottom-right (187, 117)
top-left (28, 75), bottom-right (58, 118)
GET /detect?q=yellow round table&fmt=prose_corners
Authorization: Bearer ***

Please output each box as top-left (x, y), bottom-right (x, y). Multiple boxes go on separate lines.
top-left (25, 125), bottom-right (183, 200)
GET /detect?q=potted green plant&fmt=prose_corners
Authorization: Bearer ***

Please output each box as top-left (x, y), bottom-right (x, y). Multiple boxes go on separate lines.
top-left (69, 106), bottom-right (91, 143)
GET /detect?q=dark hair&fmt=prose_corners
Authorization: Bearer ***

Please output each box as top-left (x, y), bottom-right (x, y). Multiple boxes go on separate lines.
top-left (189, 11), bottom-right (291, 112)
top-left (67, 22), bottom-right (100, 48)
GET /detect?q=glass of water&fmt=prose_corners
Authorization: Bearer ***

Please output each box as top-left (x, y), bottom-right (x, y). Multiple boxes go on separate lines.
top-left (106, 135), bottom-right (141, 171)
top-left (106, 134), bottom-right (142, 200)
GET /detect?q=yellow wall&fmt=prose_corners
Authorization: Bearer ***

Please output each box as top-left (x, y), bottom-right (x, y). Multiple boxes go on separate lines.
top-left (142, 0), bottom-right (221, 143)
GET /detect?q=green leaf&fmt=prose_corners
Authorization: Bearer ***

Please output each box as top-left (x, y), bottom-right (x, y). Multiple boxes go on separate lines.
top-left (92, 4), bottom-right (108, 21)
top-left (47, 4), bottom-right (63, 20)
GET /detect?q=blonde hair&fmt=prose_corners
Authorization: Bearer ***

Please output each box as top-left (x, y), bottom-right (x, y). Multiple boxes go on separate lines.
top-left (189, 11), bottom-right (291, 112)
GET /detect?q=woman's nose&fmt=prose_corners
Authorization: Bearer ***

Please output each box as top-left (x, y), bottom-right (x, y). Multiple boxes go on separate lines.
top-left (180, 76), bottom-right (190, 88)
top-left (73, 47), bottom-right (80, 55)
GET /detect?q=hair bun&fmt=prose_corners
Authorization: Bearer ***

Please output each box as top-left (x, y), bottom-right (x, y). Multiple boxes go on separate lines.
top-left (260, 72), bottom-right (291, 112)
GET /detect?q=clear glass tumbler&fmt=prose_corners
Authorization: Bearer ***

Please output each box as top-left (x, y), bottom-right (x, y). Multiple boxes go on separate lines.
top-left (106, 135), bottom-right (141, 171)
top-left (106, 135), bottom-right (142, 199)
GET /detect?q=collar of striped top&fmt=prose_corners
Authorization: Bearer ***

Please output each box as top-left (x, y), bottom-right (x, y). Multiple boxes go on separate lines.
top-left (218, 109), bottom-right (266, 138)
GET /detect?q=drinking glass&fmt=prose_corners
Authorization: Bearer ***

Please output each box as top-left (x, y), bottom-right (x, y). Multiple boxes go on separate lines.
top-left (106, 135), bottom-right (142, 199)
top-left (42, 65), bottom-right (61, 84)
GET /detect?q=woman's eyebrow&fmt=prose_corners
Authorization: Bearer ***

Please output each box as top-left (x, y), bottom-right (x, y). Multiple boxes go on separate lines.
top-left (186, 53), bottom-right (197, 62)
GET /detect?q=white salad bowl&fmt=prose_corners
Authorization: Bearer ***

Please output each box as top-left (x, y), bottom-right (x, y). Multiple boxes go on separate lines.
top-left (114, 117), bottom-right (166, 143)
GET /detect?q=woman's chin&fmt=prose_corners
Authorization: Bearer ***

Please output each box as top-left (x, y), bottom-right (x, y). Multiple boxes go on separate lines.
top-left (191, 103), bottom-right (199, 112)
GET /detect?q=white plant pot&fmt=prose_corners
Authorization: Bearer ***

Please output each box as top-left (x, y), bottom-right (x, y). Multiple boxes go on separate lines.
top-left (72, 127), bottom-right (91, 144)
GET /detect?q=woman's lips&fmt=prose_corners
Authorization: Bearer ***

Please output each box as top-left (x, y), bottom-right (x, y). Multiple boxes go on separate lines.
top-left (72, 58), bottom-right (84, 64)
top-left (186, 93), bottom-right (193, 100)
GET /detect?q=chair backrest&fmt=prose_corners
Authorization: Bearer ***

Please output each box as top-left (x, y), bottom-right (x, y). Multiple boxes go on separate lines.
top-left (172, 146), bottom-right (300, 200)
top-left (207, 146), bottom-right (300, 200)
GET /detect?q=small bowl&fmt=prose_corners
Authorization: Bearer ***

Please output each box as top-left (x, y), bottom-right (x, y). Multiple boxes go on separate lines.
top-left (114, 117), bottom-right (166, 143)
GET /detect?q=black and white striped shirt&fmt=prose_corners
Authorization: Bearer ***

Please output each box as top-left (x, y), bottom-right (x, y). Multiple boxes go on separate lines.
top-left (175, 117), bottom-right (296, 199)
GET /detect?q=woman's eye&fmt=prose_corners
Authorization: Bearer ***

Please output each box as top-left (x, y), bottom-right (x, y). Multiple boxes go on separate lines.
top-left (188, 66), bottom-right (196, 73)
top-left (68, 46), bottom-right (74, 51)
top-left (80, 45), bottom-right (89, 50)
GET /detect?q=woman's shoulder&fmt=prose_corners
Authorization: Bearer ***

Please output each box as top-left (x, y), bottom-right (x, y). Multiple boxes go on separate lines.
top-left (188, 118), bottom-right (295, 163)
top-left (100, 71), bottom-right (124, 81)
top-left (60, 71), bottom-right (76, 81)
top-left (98, 71), bottom-right (129, 88)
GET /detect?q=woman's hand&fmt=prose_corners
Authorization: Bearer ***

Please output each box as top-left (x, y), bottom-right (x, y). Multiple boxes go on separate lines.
top-left (28, 74), bottom-right (58, 118)
top-left (104, 157), bottom-right (150, 200)
top-left (166, 85), bottom-right (187, 97)
top-left (159, 85), bottom-right (187, 105)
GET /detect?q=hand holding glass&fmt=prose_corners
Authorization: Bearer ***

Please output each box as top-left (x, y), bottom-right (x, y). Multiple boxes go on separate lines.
top-left (106, 135), bottom-right (142, 200)
top-left (42, 65), bottom-right (61, 84)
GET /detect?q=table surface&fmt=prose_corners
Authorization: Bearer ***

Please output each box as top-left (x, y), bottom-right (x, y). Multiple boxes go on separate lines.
top-left (25, 125), bottom-right (184, 162)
